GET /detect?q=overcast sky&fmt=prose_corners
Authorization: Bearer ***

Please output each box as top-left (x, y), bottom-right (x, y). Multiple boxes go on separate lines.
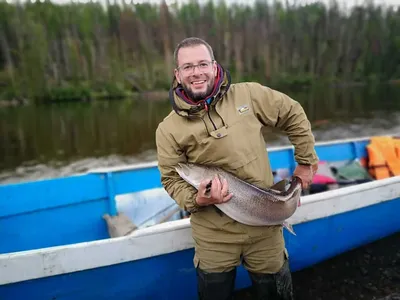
top-left (7, 0), bottom-right (400, 11)
top-left (158, 0), bottom-right (400, 5)
top-left (8, 0), bottom-right (400, 5)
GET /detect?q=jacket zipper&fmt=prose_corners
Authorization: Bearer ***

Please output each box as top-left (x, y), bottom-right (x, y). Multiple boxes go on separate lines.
top-left (205, 102), bottom-right (217, 130)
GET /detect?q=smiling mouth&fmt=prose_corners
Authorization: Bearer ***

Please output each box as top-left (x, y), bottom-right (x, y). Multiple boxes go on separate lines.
top-left (191, 80), bottom-right (206, 86)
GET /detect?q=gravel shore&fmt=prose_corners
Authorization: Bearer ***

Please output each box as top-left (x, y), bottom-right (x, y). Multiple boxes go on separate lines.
top-left (235, 232), bottom-right (400, 300)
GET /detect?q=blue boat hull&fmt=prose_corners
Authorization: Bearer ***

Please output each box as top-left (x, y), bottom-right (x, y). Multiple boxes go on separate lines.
top-left (2, 197), bottom-right (399, 300)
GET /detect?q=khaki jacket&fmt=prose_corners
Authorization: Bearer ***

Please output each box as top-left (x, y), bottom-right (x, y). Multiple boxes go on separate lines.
top-left (155, 65), bottom-right (318, 240)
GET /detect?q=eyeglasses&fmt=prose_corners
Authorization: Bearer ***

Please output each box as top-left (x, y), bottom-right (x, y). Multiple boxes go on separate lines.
top-left (177, 61), bottom-right (214, 75)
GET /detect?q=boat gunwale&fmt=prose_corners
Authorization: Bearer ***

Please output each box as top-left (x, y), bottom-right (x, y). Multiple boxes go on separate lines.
top-left (2, 176), bottom-right (399, 256)
top-left (0, 176), bottom-right (399, 286)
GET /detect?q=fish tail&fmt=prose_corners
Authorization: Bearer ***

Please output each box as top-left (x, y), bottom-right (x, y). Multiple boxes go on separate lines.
top-left (283, 221), bottom-right (296, 236)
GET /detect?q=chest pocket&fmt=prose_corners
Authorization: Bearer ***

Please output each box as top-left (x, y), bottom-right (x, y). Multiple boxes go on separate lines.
top-left (188, 109), bottom-right (263, 172)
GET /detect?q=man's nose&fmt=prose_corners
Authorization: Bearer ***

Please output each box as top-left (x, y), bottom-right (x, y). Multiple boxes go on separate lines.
top-left (192, 65), bottom-right (203, 75)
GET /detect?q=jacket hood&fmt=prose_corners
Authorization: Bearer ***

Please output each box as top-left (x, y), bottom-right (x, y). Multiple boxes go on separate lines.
top-left (168, 63), bottom-right (231, 118)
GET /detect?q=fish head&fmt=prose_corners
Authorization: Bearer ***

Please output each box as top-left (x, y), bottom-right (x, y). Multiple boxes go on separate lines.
top-left (175, 163), bottom-right (211, 189)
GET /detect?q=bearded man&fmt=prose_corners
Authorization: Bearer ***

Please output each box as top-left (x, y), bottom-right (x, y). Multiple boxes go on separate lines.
top-left (155, 37), bottom-right (318, 300)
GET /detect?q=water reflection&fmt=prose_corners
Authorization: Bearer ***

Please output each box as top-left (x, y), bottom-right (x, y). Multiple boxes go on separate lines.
top-left (1, 84), bottom-right (400, 184)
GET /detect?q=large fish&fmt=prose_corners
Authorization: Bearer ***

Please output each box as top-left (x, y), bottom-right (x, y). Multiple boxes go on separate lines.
top-left (175, 163), bottom-right (303, 235)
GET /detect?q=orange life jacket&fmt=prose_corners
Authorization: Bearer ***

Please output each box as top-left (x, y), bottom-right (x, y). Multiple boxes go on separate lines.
top-left (366, 136), bottom-right (400, 179)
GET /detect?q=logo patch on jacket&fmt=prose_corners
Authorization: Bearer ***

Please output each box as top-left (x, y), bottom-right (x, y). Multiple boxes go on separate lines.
top-left (237, 104), bottom-right (250, 114)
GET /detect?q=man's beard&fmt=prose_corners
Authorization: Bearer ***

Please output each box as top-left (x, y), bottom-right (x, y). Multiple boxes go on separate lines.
top-left (182, 79), bottom-right (215, 102)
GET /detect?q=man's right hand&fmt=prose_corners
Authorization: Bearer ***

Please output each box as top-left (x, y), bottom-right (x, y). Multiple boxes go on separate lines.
top-left (195, 175), bottom-right (233, 206)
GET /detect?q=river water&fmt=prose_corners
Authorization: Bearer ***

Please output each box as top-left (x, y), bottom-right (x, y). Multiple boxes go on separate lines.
top-left (1, 83), bottom-right (400, 184)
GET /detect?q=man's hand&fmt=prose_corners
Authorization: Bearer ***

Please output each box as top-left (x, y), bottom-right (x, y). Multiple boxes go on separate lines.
top-left (195, 175), bottom-right (233, 206)
top-left (293, 163), bottom-right (318, 189)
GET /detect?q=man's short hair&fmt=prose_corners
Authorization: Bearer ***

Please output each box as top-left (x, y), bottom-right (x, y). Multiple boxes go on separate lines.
top-left (173, 37), bottom-right (215, 67)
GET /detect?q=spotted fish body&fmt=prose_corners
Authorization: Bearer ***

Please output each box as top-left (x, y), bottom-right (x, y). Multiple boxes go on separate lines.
top-left (175, 163), bottom-right (303, 235)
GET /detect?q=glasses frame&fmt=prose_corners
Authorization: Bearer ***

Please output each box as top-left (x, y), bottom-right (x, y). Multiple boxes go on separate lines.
top-left (176, 60), bottom-right (215, 76)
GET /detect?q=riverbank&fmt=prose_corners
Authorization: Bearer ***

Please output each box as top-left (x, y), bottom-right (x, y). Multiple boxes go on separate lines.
top-left (0, 87), bottom-right (170, 107)
top-left (234, 231), bottom-right (400, 300)
top-left (1, 78), bottom-right (399, 107)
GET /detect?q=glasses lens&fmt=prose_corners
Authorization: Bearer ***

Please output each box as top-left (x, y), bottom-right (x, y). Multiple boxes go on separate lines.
top-left (181, 61), bottom-right (212, 75)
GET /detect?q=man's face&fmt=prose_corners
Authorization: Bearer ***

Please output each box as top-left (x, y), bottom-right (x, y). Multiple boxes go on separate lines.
top-left (174, 45), bottom-right (217, 102)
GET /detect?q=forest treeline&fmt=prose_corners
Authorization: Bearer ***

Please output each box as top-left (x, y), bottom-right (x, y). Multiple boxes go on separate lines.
top-left (0, 0), bottom-right (399, 103)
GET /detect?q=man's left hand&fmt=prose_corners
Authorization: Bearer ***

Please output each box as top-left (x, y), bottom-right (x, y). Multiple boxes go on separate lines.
top-left (293, 163), bottom-right (318, 189)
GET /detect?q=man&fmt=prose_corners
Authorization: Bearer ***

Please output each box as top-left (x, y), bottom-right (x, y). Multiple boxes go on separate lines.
top-left (155, 37), bottom-right (318, 300)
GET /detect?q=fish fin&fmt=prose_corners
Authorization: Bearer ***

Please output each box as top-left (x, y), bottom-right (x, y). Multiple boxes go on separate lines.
top-left (283, 222), bottom-right (296, 236)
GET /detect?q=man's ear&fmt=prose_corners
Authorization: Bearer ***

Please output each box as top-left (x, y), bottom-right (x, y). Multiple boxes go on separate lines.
top-left (174, 69), bottom-right (181, 84)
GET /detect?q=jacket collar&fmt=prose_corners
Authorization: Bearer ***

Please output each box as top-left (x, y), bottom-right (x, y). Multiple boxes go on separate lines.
top-left (168, 63), bottom-right (231, 118)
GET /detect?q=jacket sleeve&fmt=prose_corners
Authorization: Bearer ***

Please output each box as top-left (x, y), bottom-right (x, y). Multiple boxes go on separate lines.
top-left (248, 82), bottom-right (319, 165)
top-left (155, 124), bottom-right (203, 213)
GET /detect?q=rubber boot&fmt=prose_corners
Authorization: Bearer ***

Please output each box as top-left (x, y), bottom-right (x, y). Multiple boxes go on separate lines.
top-left (248, 259), bottom-right (294, 300)
top-left (196, 267), bottom-right (236, 300)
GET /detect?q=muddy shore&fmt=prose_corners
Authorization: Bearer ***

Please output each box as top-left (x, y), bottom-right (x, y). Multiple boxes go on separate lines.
top-left (235, 232), bottom-right (400, 300)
